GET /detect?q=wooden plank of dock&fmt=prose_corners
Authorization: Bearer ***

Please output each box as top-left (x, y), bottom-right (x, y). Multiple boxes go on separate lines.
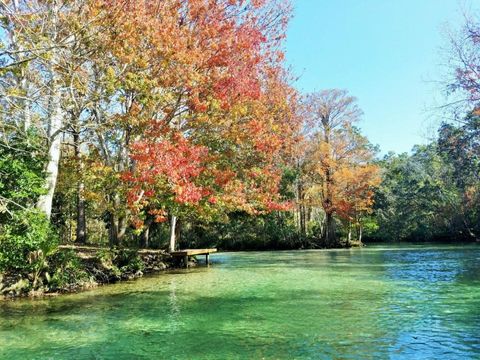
top-left (170, 248), bottom-right (217, 268)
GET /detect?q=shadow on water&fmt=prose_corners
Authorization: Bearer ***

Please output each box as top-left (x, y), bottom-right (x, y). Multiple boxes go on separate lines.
top-left (1, 244), bottom-right (479, 359)
top-left (0, 288), bottom-right (398, 359)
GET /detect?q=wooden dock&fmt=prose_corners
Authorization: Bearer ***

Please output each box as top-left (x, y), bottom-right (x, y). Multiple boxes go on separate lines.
top-left (170, 248), bottom-right (217, 268)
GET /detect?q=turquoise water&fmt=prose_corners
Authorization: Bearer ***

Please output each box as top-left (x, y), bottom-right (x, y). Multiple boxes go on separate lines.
top-left (1, 245), bottom-right (479, 359)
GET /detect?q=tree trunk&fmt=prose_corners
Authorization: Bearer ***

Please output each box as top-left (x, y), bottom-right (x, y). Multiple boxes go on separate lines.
top-left (36, 5), bottom-right (62, 220)
top-left (297, 181), bottom-right (306, 236)
top-left (118, 215), bottom-right (127, 241)
top-left (74, 130), bottom-right (87, 244)
top-left (325, 212), bottom-right (335, 247)
top-left (36, 94), bottom-right (62, 219)
top-left (11, 1), bottom-right (31, 133)
top-left (300, 204), bottom-right (306, 236)
top-left (108, 192), bottom-right (128, 247)
top-left (108, 212), bottom-right (119, 247)
top-left (323, 123), bottom-right (336, 247)
top-left (169, 215), bottom-right (177, 252)
top-left (140, 227), bottom-right (150, 249)
top-left (140, 218), bottom-right (153, 249)
top-left (347, 221), bottom-right (352, 247)
top-left (21, 78), bottom-right (31, 132)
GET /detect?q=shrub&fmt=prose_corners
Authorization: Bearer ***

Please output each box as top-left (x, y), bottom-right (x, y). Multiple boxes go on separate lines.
top-left (47, 249), bottom-right (90, 290)
top-left (97, 247), bottom-right (144, 274)
top-left (0, 210), bottom-right (58, 275)
top-left (115, 248), bottom-right (144, 272)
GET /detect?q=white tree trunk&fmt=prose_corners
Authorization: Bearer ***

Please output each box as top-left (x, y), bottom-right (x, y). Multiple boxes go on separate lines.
top-left (36, 3), bottom-right (63, 220)
top-left (37, 98), bottom-right (62, 219)
top-left (169, 215), bottom-right (177, 252)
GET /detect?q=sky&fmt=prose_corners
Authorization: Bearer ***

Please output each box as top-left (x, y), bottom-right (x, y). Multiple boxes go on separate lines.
top-left (285, 0), bottom-right (478, 154)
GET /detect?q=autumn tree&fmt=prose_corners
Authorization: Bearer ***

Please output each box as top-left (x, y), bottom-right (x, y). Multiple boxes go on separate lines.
top-left (445, 11), bottom-right (480, 118)
top-left (116, 0), bottom-right (295, 250)
top-left (304, 89), bottom-right (362, 245)
top-left (302, 89), bottom-right (379, 246)
top-left (331, 129), bottom-right (380, 245)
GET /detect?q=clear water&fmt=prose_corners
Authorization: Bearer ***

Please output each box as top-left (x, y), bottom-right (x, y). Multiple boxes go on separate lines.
top-left (1, 245), bottom-right (479, 359)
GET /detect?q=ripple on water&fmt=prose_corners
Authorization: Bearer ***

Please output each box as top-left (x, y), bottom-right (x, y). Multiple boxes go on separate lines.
top-left (1, 244), bottom-right (479, 359)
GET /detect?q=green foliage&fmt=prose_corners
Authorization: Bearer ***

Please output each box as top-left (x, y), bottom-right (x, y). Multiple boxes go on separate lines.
top-left (97, 248), bottom-right (144, 274)
top-left (47, 249), bottom-right (89, 290)
top-left (115, 248), bottom-right (144, 272)
top-left (0, 210), bottom-right (58, 273)
top-left (369, 115), bottom-right (480, 242)
top-left (181, 211), bottom-right (303, 251)
top-left (371, 146), bottom-right (452, 241)
top-left (0, 132), bottom-right (46, 218)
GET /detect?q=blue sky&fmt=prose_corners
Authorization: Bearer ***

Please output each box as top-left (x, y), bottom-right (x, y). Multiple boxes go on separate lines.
top-left (285, 0), bottom-right (477, 154)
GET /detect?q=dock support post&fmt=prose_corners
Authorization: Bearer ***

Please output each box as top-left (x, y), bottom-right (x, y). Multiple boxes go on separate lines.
top-left (184, 255), bottom-right (188, 268)
top-left (206, 253), bottom-right (209, 265)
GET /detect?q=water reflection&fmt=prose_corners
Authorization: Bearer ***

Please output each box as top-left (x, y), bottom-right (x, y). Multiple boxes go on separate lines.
top-left (0, 244), bottom-right (479, 359)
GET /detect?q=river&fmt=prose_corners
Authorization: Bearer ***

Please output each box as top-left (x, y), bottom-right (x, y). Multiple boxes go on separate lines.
top-left (1, 244), bottom-right (479, 359)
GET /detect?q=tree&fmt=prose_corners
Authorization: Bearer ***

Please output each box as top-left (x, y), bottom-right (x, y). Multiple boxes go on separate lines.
top-left (116, 0), bottom-right (295, 251)
top-left (437, 114), bottom-right (480, 239)
top-left (0, 0), bottom-right (104, 224)
top-left (303, 89), bottom-right (373, 246)
top-left (445, 11), bottom-right (480, 118)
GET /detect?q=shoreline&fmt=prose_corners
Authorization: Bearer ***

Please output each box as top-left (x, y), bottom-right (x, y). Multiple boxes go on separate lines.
top-left (4, 241), bottom-right (476, 300)
top-left (0, 243), bottom-right (360, 300)
top-left (0, 246), bottom-right (183, 300)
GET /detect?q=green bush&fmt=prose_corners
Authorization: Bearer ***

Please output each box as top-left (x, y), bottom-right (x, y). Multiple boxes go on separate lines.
top-left (47, 249), bottom-right (89, 290)
top-left (0, 132), bottom-right (47, 222)
top-left (115, 248), bottom-right (144, 272)
top-left (0, 210), bottom-right (58, 274)
top-left (97, 247), bottom-right (144, 274)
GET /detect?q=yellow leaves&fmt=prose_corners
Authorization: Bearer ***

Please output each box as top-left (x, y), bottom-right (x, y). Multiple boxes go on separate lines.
top-left (332, 163), bottom-right (381, 217)
top-left (300, 114), bottom-right (380, 221)
top-left (230, 103), bottom-right (250, 118)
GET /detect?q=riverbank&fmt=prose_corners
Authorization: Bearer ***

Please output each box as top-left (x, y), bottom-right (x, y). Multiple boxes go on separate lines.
top-left (0, 246), bottom-right (183, 299)
top-left (1, 240), bottom-right (364, 299)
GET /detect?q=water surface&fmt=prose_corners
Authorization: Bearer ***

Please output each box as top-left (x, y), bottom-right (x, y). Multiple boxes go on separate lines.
top-left (1, 244), bottom-right (479, 359)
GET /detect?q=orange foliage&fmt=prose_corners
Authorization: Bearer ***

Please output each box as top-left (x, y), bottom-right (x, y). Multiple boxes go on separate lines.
top-left (92, 0), bottom-right (296, 225)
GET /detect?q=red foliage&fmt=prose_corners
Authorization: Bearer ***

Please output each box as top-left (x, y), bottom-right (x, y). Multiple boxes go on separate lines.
top-left (126, 128), bottom-right (210, 206)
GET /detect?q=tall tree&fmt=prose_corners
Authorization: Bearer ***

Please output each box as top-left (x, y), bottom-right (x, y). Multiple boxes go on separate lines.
top-left (83, 0), bottom-right (289, 248)
top-left (303, 89), bottom-right (364, 246)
